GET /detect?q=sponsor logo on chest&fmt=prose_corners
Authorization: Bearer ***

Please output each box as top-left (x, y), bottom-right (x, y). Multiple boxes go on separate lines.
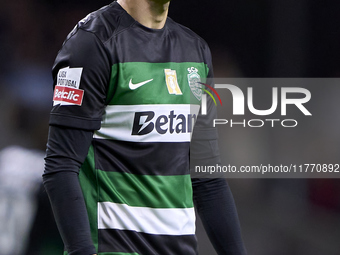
top-left (132, 110), bottom-right (197, 136)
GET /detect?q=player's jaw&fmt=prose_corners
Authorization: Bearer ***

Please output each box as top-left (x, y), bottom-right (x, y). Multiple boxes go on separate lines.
top-left (149, 0), bottom-right (171, 4)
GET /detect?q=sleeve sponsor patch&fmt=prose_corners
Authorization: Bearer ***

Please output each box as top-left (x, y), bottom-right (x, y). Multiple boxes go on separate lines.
top-left (53, 67), bottom-right (84, 106)
top-left (53, 86), bottom-right (84, 106)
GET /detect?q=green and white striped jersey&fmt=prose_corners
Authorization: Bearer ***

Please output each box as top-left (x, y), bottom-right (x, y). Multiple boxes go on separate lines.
top-left (50, 2), bottom-right (218, 254)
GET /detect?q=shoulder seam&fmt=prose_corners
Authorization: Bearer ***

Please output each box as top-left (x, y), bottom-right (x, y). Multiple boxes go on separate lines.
top-left (103, 16), bottom-right (137, 45)
top-left (79, 28), bottom-right (113, 68)
top-left (79, 11), bottom-right (137, 45)
top-left (169, 19), bottom-right (208, 45)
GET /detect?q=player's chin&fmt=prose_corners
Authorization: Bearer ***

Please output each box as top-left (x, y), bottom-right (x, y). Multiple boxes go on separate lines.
top-left (150, 0), bottom-right (171, 4)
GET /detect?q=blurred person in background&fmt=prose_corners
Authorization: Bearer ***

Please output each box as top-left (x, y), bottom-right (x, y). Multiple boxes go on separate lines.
top-left (0, 100), bottom-right (50, 255)
top-left (0, 30), bottom-right (61, 253)
top-left (0, 144), bottom-right (44, 255)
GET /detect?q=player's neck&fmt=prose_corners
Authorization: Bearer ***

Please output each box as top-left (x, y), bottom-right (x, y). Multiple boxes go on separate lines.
top-left (117, 0), bottom-right (170, 29)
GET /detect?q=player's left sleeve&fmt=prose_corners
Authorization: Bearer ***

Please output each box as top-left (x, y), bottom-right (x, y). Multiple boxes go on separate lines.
top-left (192, 178), bottom-right (247, 255)
top-left (191, 43), bottom-right (247, 255)
top-left (191, 42), bottom-right (220, 172)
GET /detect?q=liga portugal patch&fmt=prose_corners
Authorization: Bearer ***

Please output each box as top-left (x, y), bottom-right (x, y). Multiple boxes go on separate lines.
top-left (53, 85), bottom-right (84, 106)
top-left (53, 66), bottom-right (84, 106)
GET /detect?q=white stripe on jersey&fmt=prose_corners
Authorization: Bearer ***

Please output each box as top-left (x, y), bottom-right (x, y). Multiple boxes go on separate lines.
top-left (94, 104), bottom-right (200, 142)
top-left (97, 202), bottom-right (196, 235)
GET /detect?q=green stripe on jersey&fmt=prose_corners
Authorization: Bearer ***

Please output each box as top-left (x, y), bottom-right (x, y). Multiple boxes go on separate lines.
top-left (99, 253), bottom-right (139, 255)
top-left (78, 145), bottom-right (99, 251)
top-left (97, 170), bottom-right (194, 209)
top-left (108, 62), bottom-right (208, 106)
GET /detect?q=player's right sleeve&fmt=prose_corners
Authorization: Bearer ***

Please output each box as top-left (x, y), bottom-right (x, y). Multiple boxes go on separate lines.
top-left (50, 28), bottom-right (111, 130)
top-left (44, 126), bottom-right (96, 255)
top-left (44, 27), bottom-right (111, 255)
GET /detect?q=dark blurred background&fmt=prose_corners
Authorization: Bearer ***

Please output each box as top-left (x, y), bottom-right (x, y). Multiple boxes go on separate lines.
top-left (0, 0), bottom-right (340, 255)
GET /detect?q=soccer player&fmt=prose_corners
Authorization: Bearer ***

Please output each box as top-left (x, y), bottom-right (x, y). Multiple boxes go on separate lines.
top-left (43, 0), bottom-right (247, 255)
